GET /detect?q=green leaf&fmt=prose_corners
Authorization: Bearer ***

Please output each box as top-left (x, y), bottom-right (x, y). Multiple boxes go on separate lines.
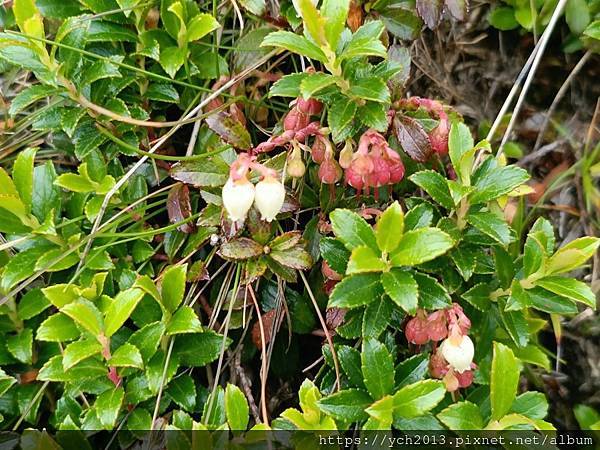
top-left (12, 147), bottom-right (35, 213)
top-left (546, 237), bottom-right (600, 275)
top-left (362, 296), bottom-right (393, 338)
top-left (346, 245), bottom-right (386, 274)
top-left (523, 232), bottom-right (546, 278)
top-left (488, 6), bottom-right (519, 30)
top-left (409, 170), bottom-right (454, 209)
top-left (330, 208), bottom-right (378, 251)
top-left (168, 374), bottom-right (197, 412)
top-left (62, 339), bottom-right (102, 370)
top-left (104, 288), bottom-right (145, 337)
top-left (9, 85), bottom-right (59, 116)
top-left (261, 31), bottom-right (327, 62)
top-left (528, 287), bottom-right (578, 314)
top-left (0, 369), bottom-right (17, 397)
top-left (319, 237), bottom-right (350, 274)
top-left (317, 389), bottom-right (372, 422)
top-left (490, 342), bottom-right (520, 421)
top-left (94, 387), bottom-right (124, 429)
top-left (0, 244), bottom-right (51, 293)
top-left (159, 45), bottom-right (187, 78)
top-left (225, 384), bottom-right (249, 430)
top-left (467, 210), bottom-right (513, 246)
top-left (109, 342), bottom-right (144, 369)
top-left (128, 321), bottom-right (165, 363)
top-left (60, 299), bottom-right (104, 336)
top-left (574, 404), bottom-right (600, 430)
top-left (173, 331), bottom-right (229, 366)
top-left (392, 380), bottom-right (446, 419)
top-left (338, 345), bottom-right (365, 389)
top-left (413, 272), bottom-right (452, 309)
top-left (36, 313), bottom-right (80, 342)
top-left (375, 201), bottom-right (404, 252)
top-left (583, 20), bottom-right (600, 40)
top-left (329, 273), bottom-right (383, 308)
top-left (328, 96), bottom-right (357, 143)
top-left (348, 76), bottom-right (390, 103)
top-left (389, 228), bottom-right (454, 266)
top-left (438, 401), bottom-right (483, 430)
top-left (18, 288), bottom-right (50, 320)
top-left (535, 277), bottom-right (596, 309)
top-left (6, 329), bottom-right (33, 364)
top-left (186, 13), bottom-right (220, 41)
top-left (448, 122), bottom-right (474, 184)
top-left (565, 0), bottom-right (590, 35)
top-left (510, 392), bottom-right (548, 420)
top-left (270, 245), bottom-right (313, 270)
top-left (341, 21), bottom-right (387, 60)
top-left (395, 353), bottom-right (429, 388)
top-left (300, 72), bottom-right (336, 99)
top-left (160, 264), bottom-right (187, 312)
top-left (166, 306), bottom-right (203, 335)
top-left (381, 269), bottom-right (418, 314)
top-left (269, 73), bottom-right (309, 98)
top-left (320, 0), bottom-right (350, 49)
top-left (358, 101), bottom-right (388, 132)
top-left (470, 163), bottom-right (529, 204)
top-left (32, 161), bottom-right (59, 223)
top-left (361, 337), bottom-right (394, 400)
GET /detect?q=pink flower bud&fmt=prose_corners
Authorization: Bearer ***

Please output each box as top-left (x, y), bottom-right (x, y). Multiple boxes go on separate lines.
top-left (338, 141), bottom-right (354, 169)
top-left (284, 108), bottom-right (310, 132)
top-left (430, 118), bottom-right (449, 155)
top-left (455, 369), bottom-right (474, 388)
top-left (311, 136), bottom-right (327, 164)
top-left (296, 98), bottom-right (323, 116)
top-left (405, 315), bottom-right (430, 345)
top-left (429, 352), bottom-right (449, 378)
top-left (318, 158), bottom-right (343, 184)
top-left (427, 311), bottom-right (448, 341)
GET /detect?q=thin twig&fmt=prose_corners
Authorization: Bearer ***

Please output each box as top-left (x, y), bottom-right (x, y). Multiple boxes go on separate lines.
top-left (533, 51), bottom-right (593, 152)
top-left (299, 271), bottom-right (341, 392)
top-left (247, 284), bottom-right (270, 424)
top-left (495, 0), bottom-right (569, 158)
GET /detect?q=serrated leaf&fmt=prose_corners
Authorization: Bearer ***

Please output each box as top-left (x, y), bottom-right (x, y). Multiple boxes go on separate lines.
top-left (300, 72), bottom-right (336, 99)
top-left (317, 389), bottom-right (372, 422)
top-left (109, 342), bottom-right (144, 369)
top-left (392, 380), bottom-right (445, 419)
top-left (375, 201), bottom-right (404, 252)
top-left (490, 342), bottom-right (519, 421)
top-left (166, 306), bottom-right (203, 335)
top-left (225, 384), bottom-right (249, 430)
top-left (63, 339), bottom-right (102, 370)
top-left (269, 73), bottom-right (309, 98)
top-left (104, 288), bottom-right (145, 337)
top-left (330, 208), bottom-right (378, 251)
top-left (381, 268), bottom-right (418, 314)
top-left (329, 273), bottom-right (383, 308)
top-left (160, 264), bottom-right (188, 312)
top-left (362, 337), bottom-right (394, 400)
top-left (261, 31), bottom-right (327, 62)
top-left (470, 163), bottom-right (530, 204)
top-left (535, 277), bottom-right (596, 309)
top-left (437, 401), bottom-right (483, 430)
top-left (409, 170), bottom-right (454, 209)
top-left (328, 96), bottom-right (357, 143)
top-left (389, 227), bottom-right (454, 266)
top-left (467, 210), bottom-right (513, 246)
top-left (341, 21), bottom-right (387, 60)
top-left (346, 245), bottom-right (386, 274)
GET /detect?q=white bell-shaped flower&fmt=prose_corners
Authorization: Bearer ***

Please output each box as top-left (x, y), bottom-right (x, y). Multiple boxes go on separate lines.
top-left (254, 176), bottom-right (285, 222)
top-left (222, 177), bottom-right (255, 222)
top-left (440, 335), bottom-right (474, 373)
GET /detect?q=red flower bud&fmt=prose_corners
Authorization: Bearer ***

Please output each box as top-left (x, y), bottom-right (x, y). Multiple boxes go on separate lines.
top-left (405, 315), bottom-right (430, 345)
top-left (455, 369), bottom-right (474, 388)
top-left (427, 310), bottom-right (448, 341)
top-left (318, 158), bottom-right (343, 184)
top-left (430, 118), bottom-right (449, 155)
top-left (296, 98), bottom-right (323, 116)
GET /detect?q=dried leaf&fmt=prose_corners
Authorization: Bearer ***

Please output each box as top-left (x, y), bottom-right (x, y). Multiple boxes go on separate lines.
top-left (251, 309), bottom-right (278, 349)
top-left (167, 183), bottom-right (195, 233)
top-left (393, 115), bottom-right (433, 163)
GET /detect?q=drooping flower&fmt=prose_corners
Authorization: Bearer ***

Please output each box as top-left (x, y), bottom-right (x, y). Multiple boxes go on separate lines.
top-left (254, 175), bottom-right (286, 222)
top-left (439, 334), bottom-right (474, 374)
top-left (222, 177), bottom-right (255, 222)
top-left (287, 145), bottom-right (306, 178)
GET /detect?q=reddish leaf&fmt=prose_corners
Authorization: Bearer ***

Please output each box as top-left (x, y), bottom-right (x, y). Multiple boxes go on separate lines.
top-left (393, 115), bottom-right (433, 163)
top-left (251, 309), bottom-right (278, 349)
top-left (326, 307), bottom-right (346, 330)
top-left (416, 0), bottom-right (443, 29)
top-left (205, 110), bottom-right (252, 150)
top-left (167, 183), bottom-right (195, 233)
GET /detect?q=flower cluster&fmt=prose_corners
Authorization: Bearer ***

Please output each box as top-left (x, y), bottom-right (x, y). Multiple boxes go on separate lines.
top-left (405, 304), bottom-right (476, 391)
top-left (222, 153), bottom-right (285, 223)
top-left (344, 130), bottom-right (405, 195)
